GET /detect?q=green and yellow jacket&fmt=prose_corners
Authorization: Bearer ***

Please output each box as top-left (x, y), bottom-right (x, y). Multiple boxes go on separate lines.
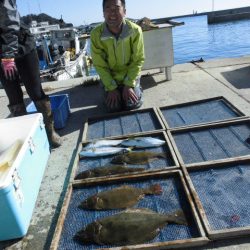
top-left (90, 19), bottom-right (145, 91)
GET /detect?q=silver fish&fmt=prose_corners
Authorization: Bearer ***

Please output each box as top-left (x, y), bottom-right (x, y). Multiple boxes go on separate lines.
top-left (83, 139), bottom-right (124, 149)
top-left (74, 208), bottom-right (187, 246)
top-left (121, 137), bottom-right (165, 148)
top-left (79, 147), bottom-right (131, 158)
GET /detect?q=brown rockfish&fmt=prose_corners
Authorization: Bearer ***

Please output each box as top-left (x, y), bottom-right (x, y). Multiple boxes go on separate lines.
top-left (74, 208), bottom-right (188, 245)
top-left (111, 151), bottom-right (166, 164)
top-left (75, 165), bottom-right (145, 180)
top-left (79, 184), bottom-right (162, 210)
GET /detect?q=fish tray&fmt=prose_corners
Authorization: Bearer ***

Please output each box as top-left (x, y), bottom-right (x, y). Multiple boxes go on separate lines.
top-left (184, 158), bottom-right (250, 240)
top-left (167, 118), bottom-right (250, 167)
top-left (74, 131), bottom-right (180, 181)
top-left (83, 108), bottom-right (165, 140)
top-left (158, 96), bottom-right (246, 129)
top-left (50, 170), bottom-right (208, 250)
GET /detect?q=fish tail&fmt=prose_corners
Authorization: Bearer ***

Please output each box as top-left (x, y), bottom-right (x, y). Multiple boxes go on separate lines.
top-left (157, 153), bottom-right (166, 159)
top-left (165, 209), bottom-right (188, 226)
top-left (75, 171), bottom-right (91, 180)
top-left (146, 184), bottom-right (163, 195)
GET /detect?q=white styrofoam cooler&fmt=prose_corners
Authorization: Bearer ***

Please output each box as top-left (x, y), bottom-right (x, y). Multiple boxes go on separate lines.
top-left (0, 114), bottom-right (50, 241)
top-left (142, 24), bottom-right (174, 80)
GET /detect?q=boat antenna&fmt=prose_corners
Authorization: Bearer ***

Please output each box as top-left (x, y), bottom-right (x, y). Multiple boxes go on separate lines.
top-left (212, 0), bottom-right (215, 12)
top-left (26, 0), bottom-right (32, 23)
top-left (37, 0), bottom-right (42, 13)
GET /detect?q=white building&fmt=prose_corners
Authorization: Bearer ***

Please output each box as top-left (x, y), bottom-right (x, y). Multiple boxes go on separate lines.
top-left (29, 21), bottom-right (60, 35)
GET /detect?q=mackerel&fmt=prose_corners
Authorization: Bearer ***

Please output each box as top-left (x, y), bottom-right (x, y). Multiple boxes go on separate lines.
top-left (121, 136), bottom-right (165, 148)
top-left (79, 147), bottom-right (131, 158)
top-left (83, 139), bottom-right (124, 149)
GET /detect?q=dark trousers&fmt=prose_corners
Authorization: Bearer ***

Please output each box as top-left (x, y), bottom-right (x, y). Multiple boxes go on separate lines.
top-left (104, 78), bottom-right (143, 113)
top-left (0, 49), bottom-right (46, 105)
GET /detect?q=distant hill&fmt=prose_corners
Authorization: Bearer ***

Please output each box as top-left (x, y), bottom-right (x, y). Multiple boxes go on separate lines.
top-left (21, 13), bottom-right (73, 28)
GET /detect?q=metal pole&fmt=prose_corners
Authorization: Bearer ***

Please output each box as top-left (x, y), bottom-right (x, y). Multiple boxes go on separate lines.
top-left (37, 0), bottom-right (42, 14)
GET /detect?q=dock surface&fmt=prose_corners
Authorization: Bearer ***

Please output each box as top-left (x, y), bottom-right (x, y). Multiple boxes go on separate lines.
top-left (1, 56), bottom-right (250, 250)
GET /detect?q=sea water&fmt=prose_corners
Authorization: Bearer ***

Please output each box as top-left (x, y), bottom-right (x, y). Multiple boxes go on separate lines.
top-left (86, 15), bottom-right (250, 70)
top-left (173, 15), bottom-right (250, 64)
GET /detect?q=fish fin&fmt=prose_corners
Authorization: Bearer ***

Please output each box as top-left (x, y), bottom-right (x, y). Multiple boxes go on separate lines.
top-left (146, 184), bottom-right (163, 195)
top-left (157, 153), bottom-right (166, 159)
top-left (124, 208), bottom-right (153, 213)
top-left (116, 185), bottom-right (131, 190)
top-left (127, 135), bottom-right (137, 140)
top-left (166, 209), bottom-right (188, 226)
top-left (75, 171), bottom-right (90, 180)
top-left (133, 229), bottom-right (161, 244)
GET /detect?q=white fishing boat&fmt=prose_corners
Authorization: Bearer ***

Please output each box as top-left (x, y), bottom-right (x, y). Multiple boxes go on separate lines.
top-left (31, 22), bottom-right (89, 82)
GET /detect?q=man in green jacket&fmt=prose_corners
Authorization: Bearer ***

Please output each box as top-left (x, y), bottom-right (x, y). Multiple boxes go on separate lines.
top-left (91, 0), bottom-right (145, 112)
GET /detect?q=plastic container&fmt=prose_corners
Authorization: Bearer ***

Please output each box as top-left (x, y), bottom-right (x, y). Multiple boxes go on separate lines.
top-left (27, 94), bottom-right (70, 129)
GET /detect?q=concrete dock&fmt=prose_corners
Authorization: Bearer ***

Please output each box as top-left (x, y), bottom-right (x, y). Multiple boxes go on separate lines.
top-left (1, 55), bottom-right (250, 250)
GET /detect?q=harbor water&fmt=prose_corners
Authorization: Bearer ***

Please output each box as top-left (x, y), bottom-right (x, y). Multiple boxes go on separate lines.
top-left (86, 14), bottom-right (250, 73)
top-left (173, 15), bottom-right (250, 64)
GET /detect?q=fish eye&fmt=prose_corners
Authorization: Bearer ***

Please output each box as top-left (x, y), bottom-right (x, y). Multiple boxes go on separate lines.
top-left (79, 200), bottom-right (88, 208)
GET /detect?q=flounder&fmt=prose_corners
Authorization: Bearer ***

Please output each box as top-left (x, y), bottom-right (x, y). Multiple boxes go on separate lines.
top-left (79, 184), bottom-right (162, 210)
top-left (111, 151), bottom-right (166, 164)
top-left (74, 208), bottom-right (187, 245)
top-left (75, 165), bottom-right (145, 179)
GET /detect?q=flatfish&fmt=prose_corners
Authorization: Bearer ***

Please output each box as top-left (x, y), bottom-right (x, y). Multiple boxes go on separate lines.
top-left (79, 184), bottom-right (162, 210)
top-left (75, 165), bottom-right (145, 179)
top-left (74, 208), bottom-right (187, 245)
top-left (79, 147), bottom-right (131, 158)
top-left (121, 137), bottom-right (165, 148)
top-left (111, 151), bottom-right (166, 164)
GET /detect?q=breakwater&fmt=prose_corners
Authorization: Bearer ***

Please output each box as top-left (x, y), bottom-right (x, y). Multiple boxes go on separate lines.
top-left (151, 6), bottom-right (250, 25)
top-left (207, 6), bottom-right (250, 24)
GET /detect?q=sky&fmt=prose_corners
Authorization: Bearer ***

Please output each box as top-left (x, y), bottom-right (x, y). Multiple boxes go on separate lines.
top-left (17, 0), bottom-right (250, 26)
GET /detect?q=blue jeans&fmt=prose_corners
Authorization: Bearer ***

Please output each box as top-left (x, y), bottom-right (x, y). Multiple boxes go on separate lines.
top-left (104, 78), bottom-right (143, 113)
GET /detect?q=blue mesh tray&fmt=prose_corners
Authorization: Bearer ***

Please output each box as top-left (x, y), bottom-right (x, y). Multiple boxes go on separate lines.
top-left (169, 119), bottom-right (250, 166)
top-left (85, 108), bottom-right (165, 140)
top-left (75, 131), bottom-right (180, 181)
top-left (187, 159), bottom-right (250, 240)
top-left (51, 171), bottom-right (208, 249)
top-left (158, 96), bottom-right (245, 129)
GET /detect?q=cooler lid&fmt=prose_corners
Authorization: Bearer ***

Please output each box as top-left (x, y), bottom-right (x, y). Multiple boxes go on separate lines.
top-left (0, 140), bottom-right (23, 188)
top-left (0, 114), bottom-right (44, 189)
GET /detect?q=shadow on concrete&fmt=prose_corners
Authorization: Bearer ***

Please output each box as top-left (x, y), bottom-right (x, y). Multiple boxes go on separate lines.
top-left (221, 65), bottom-right (250, 89)
top-left (47, 84), bottom-right (107, 137)
top-left (141, 75), bottom-right (166, 90)
top-left (50, 83), bottom-right (104, 109)
top-left (20, 83), bottom-right (107, 137)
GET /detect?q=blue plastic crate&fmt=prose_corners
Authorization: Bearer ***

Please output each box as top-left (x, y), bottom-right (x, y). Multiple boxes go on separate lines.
top-left (26, 94), bottom-right (70, 129)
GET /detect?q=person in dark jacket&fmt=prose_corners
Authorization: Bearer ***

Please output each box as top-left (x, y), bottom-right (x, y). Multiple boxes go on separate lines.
top-left (0, 0), bottom-right (61, 148)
